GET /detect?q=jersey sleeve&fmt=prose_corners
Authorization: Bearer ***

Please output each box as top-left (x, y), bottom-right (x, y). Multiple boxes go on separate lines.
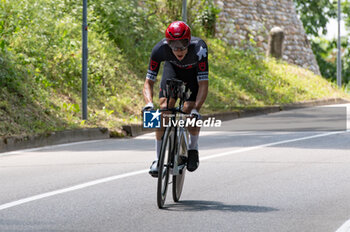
top-left (146, 41), bottom-right (165, 82)
top-left (195, 40), bottom-right (209, 82)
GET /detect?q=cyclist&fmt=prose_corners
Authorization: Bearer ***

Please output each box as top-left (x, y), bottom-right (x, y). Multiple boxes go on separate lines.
top-left (142, 21), bottom-right (209, 177)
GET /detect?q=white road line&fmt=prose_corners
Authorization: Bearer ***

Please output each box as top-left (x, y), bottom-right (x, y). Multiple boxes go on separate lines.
top-left (201, 131), bottom-right (346, 161)
top-left (0, 169), bottom-right (148, 211)
top-left (336, 220), bottom-right (350, 232)
top-left (0, 139), bottom-right (109, 157)
top-left (0, 130), bottom-right (348, 211)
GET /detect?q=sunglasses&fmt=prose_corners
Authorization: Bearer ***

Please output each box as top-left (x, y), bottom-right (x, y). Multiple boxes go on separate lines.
top-left (168, 39), bottom-right (189, 51)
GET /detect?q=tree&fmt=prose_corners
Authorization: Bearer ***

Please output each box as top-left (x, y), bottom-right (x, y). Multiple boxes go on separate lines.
top-left (294, 0), bottom-right (350, 85)
top-left (294, 0), bottom-right (337, 37)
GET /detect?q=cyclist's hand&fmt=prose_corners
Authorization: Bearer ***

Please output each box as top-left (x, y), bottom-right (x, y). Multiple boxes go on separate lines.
top-left (190, 109), bottom-right (201, 120)
top-left (142, 102), bottom-right (154, 113)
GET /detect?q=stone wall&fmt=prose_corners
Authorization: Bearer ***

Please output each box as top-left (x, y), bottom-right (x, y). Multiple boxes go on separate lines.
top-left (214, 0), bottom-right (320, 75)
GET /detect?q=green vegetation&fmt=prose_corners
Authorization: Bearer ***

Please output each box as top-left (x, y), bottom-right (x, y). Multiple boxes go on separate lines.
top-left (0, 0), bottom-right (348, 137)
top-left (294, 0), bottom-right (350, 86)
top-left (206, 39), bottom-right (348, 112)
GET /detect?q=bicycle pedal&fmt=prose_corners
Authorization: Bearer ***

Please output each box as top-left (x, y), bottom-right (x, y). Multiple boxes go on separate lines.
top-left (179, 156), bottom-right (187, 164)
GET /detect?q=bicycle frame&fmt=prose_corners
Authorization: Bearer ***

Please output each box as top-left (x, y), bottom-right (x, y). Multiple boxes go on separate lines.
top-left (162, 78), bottom-right (191, 175)
top-left (156, 78), bottom-right (191, 208)
top-left (160, 106), bottom-right (189, 176)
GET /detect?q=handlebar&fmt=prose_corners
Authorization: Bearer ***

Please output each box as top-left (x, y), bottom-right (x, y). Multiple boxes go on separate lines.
top-left (142, 79), bottom-right (189, 115)
top-left (159, 107), bottom-right (188, 115)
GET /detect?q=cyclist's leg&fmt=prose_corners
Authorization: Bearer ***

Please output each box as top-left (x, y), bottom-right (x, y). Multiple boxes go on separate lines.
top-left (149, 97), bottom-right (176, 177)
top-left (180, 72), bottom-right (200, 172)
top-left (149, 62), bottom-right (176, 176)
top-left (183, 101), bottom-right (200, 172)
top-left (183, 101), bottom-right (200, 147)
top-left (156, 61), bottom-right (177, 142)
top-left (155, 97), bottom-right (176, 141)
top-left (179, 66), bottom-right (200, 149)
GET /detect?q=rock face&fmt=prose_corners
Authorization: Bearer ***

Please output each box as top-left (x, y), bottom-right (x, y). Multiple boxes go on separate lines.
top-left (215, 0), bottom-right (320, 75)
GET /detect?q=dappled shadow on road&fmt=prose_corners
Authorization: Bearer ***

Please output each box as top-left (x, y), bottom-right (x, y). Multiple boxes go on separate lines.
top-left (163, 200), bottom-right (278, 213)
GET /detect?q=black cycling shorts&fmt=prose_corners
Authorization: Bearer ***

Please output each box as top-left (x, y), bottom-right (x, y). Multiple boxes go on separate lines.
top-left (159, 61), bottom-right (198, 101)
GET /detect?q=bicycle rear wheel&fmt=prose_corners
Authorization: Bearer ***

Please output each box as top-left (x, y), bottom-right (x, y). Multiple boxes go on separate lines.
top-left (172, 130), bottom-right (188, 202)
top-left (157, 127), bottom-right (173, 208)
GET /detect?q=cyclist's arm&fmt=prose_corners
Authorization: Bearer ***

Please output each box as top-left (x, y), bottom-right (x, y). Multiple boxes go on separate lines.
top-left (194, 39), bottom-right (209, 112)
top-left (194, 80), bottom-right (208, 111)
top-left (143, 41), bottom-right (167, 104)
top-left (143, 79), bottom-right (154, 104)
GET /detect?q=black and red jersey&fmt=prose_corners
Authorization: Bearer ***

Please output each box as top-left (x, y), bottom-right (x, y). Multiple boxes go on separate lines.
top-left (146, 37), bottom-right (209, 82)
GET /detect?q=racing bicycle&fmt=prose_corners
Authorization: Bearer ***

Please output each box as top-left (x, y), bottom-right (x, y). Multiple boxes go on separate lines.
top-left (157, 79), bottom-right (191, 208)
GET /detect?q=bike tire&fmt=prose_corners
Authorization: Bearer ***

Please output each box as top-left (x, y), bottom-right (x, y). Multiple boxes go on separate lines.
top-left (157, 127), bottom-right (172, 209)
top-left (172, 131), bottom-right (188, 202)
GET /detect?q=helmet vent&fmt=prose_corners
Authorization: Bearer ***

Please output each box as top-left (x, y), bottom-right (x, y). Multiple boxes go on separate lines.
top-left (169, 30), bottom-right (186, 39)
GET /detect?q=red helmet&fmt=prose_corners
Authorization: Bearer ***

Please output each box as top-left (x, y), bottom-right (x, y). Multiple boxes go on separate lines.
top-left (166, 21), bottom-right (191, 41)
top-left (165, 21), bottom-right (191, 50)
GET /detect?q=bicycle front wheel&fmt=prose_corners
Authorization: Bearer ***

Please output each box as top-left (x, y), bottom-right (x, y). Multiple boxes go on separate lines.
top-left (157, 127), bottom-right (173, 209)
top-left (172, 130), bottom-right (188, 202)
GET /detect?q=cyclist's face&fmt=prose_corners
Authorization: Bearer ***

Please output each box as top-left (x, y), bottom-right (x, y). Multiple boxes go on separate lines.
top-left (172, 48), bottom-right (188, 61)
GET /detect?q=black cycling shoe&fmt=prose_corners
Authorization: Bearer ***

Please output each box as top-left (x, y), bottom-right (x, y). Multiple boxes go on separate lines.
top-left (187, 150), bottom-right (199, 172)
top-left (149, 160), bottom-right (158, 178)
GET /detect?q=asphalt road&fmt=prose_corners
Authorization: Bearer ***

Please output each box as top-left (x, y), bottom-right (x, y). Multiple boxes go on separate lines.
top-left (0, 105), bottom-right (350, 232)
